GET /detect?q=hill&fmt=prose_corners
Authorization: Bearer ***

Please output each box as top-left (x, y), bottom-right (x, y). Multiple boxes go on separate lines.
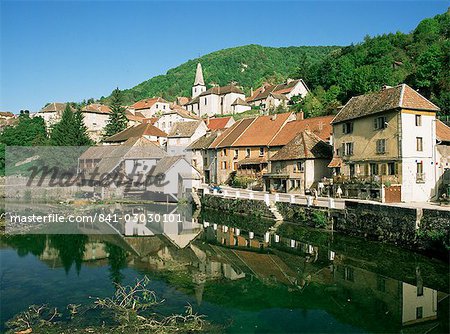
top-left (99, 45), bottom-right (338, 105)
top-left (292, 10), bottom-right (450, 115)
top-left (100, 10), bottom-right (449, 116)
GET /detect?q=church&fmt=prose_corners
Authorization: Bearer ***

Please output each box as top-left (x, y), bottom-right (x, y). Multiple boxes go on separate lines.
top-left (185, 63), bottom-right (250, 117)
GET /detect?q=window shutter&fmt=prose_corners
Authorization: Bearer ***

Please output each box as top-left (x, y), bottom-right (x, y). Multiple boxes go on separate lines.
top-left (374, 118), bottom-right (378, 130)
top-left (381, 163), bottom-right (387, 175)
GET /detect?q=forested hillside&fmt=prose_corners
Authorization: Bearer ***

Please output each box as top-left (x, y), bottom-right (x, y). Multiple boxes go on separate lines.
top-left (99, 45), bottom-right (338, 105)
top-left (293, 10), bottom-right (449, 116)
top-left (100, 10), bottom-right (449, 115)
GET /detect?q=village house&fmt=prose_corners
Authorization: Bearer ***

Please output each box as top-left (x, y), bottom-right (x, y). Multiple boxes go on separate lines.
top-left (79, 137), bottom-right (199, 200)
top-left (154, 105), bottom-right (200, 134)
top-left (206, 113), bottom-right (334, 186)
top-left (36, 102), bottom-right (112, 142)
top-left (166, 120), bottom-right (208, 155)
top-left (330, 84), bottom-right (441, 203)
top-left (128, 97), bottom-right (170, 118)
top-left (247, 79), bottom-right (309, 111)
top-left (230, 98), bottom-right (251, 114)
top-left (80, 103), bottom-right (111, 141)
top-left (436, 120), bottom-right (450, 198)
top-left (263, 130), bottom-right (333, 193)
top-left (185, 63), bottom-right (247, 117)
top-left (187, 132), bottom-right (219, 183)
top-left (103, 122), bottom-right (168, 146)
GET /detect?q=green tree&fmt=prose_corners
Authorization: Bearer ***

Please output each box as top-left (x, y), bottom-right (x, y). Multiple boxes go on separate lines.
top-left (49, 104), bottom-right (78, 146)
top-left (73, 107), bottom-right (93, 146)
top-left (104, 88), bottom-right (128, 138)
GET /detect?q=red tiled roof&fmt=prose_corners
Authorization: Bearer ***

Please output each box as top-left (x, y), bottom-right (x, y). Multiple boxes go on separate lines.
top-left (210, 118), bottom-right (255, 148)
top-left (437, 119), bottom-right (450, 142)
top-left (131, 97), bottom-right (168, 110)
top-left (233, 112), bottom-right (293, 146)
top-left (269, 115), bottom-right (334, 147)
top-left (206, 117), bottom-right (233, 131)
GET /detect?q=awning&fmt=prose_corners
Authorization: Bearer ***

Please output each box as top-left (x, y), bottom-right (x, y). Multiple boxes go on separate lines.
top-left (328, 156), bottom-right (343, 168)
top-left (237, 157), bottom-right (268, 167)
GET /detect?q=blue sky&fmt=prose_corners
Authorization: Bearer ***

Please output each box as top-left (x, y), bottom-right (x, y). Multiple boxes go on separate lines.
top-left (1, 1), bottom-right (448, 112)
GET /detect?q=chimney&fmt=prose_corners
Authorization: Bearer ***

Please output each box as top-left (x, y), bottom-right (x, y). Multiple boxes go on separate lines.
top-left (286, 78), bottom-right (293, 84)
top-left (206, 116), bottom-right (210, 126)
top-left (271, 114), bottom-right (277, 121)
top-left (297, 111), bottom-right (304, 120)
top-left (250, 87), bottom-right (254, 96)
top-left (381, 85), bottom-right (392, 91)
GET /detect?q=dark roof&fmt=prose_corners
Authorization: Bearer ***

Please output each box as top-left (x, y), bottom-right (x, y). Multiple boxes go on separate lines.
top-left (199, 85), bottom-right (244, 97)
top-left (332, 84), bottom-right (440, 124)
top-left (0, 111), bottom-right (14, 117)
top-left (40, 102), bottom-right (74, 113)
top-left (187, 132), bottom-right (218, 150)
top-left (169, 120), bottom-right (202, 138)
top-left (152, 156), bottom-right (184, 175)
top-left (231, 97), bottom-right (250, 106)
top-left (104, 123), bottom-right (167, 143)
top-left (247, 79), bottom-right (307, 103)
top-left (79, 137), bottom-right (167, 179)
top-left (270, 130), bottom-right (332, 161)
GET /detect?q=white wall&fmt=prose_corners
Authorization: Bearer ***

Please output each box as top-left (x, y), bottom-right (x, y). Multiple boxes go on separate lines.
top-left (401, 112), bottom-right (436, 202)
top-left (401, 282), bottom-right (437, 325)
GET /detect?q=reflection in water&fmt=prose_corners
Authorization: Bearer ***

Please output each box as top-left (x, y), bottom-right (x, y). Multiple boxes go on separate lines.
top-left (0, 208), bottom-right (449, 333)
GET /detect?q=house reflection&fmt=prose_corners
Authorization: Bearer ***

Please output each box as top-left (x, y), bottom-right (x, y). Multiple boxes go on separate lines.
top-left (1, 219), bottom-right (447, 333)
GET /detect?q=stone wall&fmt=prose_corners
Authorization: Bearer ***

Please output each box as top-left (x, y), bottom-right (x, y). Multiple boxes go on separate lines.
top-left (336, 201), bottom-right (417, 246)
top-left (201, 194), bottom-right (274, 219)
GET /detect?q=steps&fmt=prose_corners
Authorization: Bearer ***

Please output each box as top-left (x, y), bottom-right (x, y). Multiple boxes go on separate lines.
top-left (268, 201), bottom-right (284, 233)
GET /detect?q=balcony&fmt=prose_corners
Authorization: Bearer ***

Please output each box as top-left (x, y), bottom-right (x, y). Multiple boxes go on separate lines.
top-left (416, 173), bottom-right (426, 183)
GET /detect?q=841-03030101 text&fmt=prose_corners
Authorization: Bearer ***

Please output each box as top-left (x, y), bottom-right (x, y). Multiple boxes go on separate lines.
top-left (7, 213), bottom-right (183, 224)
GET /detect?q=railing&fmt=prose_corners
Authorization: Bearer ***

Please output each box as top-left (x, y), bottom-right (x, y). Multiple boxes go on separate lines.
top-left (203, 186), bottom-right (346, 210)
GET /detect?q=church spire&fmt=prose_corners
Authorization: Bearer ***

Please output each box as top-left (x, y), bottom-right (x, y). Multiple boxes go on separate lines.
top-left (194, 63), bottom-right (205, 86)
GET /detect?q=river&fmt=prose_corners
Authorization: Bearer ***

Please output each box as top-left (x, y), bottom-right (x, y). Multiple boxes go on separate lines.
top-left (0, 208), bottom-right (448, 333)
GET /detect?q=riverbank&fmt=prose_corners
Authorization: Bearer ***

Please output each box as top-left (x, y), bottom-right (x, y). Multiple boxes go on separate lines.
top-left (200, 191), bottom-right (450, 260)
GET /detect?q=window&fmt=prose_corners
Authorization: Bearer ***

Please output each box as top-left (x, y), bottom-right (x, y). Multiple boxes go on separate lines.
top-left (344, 142), bottom-right (354, 156)
top-left (344, 267), bottom-right (354, 282)
top-left (415, 114), bottom-right (422, 126)
top-left (222, 148), bottom-right (227, 157)
top-left (376, 139), bottom-right (386, 154)
top-left (388, 162), bottom-right (396, 175)
top-left (417, 285), bottom-right (424, 297)
top-left (342, 122), bottom-right (353, 134)
top-left (296, 161), bottom-right (304, 172)
top-left (156, 104), bottom-right (159, 108)
top-left (204, 98), bottom-right (207, 105)
top-left (416, 307), bottom-right (423, 319)
top-left (350, 164), bottom-right (356, 177)
top-left (245, 148), bottom-right (250, 158)
top-left (221, 161), bottom-right (227, 170)
top-left (417, 162), bottom-right (424, 182)
top-left (416, 137), bottom-right (423, 151)
top-left (259, 147), bottom-right (264, 156)
top-left (377, 277), bottom-right (386, 292)
top-left (374, 116), bottom-right (387, 130)
top-left (234, 149), bottom-right (239, 159)
top-left (336, 148), bottom-right (340, 157)
top-left (370, 163), bottom-right (379, 176)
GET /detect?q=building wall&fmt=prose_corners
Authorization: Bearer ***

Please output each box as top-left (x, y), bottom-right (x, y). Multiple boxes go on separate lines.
top-left (137, 101), bottom-right (170, 118)
top-left (155, 113), bottom-right (192, 134)
top-left (285, 81), bottom-right (309, 99)
top-left (400, 110), bottom-right (437, 202)
top-left (192, 84), bottom-right (206, 98)
top-left (232, 104), bottom-right (251, 114)
top-left (401, 282), bottom-right (437, 325)
top-left (222, 93), bottom-right (245, 114)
